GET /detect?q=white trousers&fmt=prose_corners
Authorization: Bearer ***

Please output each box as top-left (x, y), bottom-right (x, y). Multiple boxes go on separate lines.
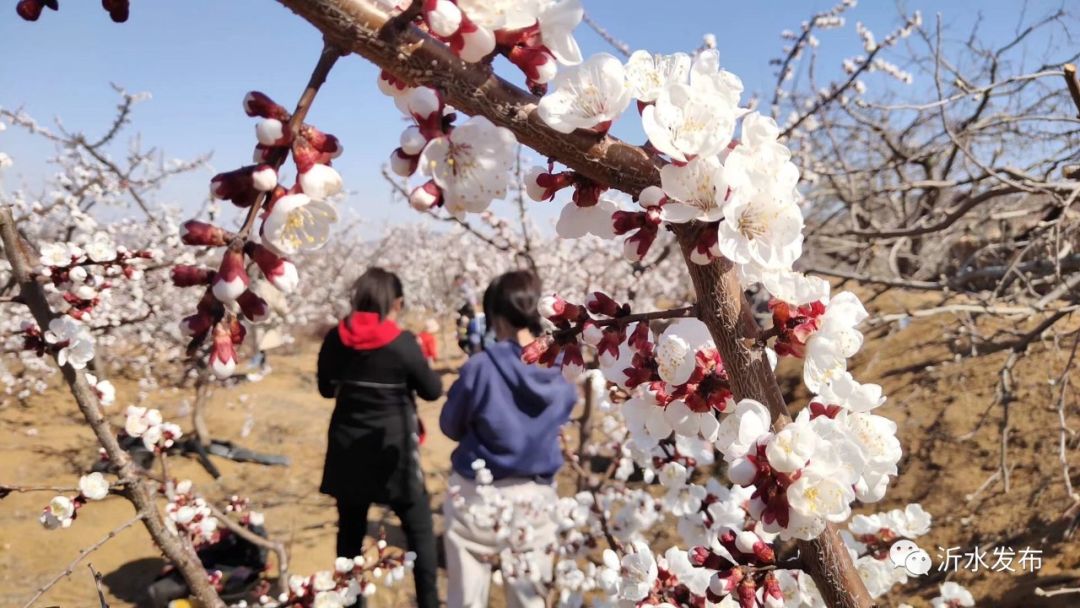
top-left (443, 472), bottom-right (557, 608)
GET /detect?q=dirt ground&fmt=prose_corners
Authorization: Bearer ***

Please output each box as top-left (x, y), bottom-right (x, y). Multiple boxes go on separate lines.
top-left (2, 297), bottom-right (1080, 607)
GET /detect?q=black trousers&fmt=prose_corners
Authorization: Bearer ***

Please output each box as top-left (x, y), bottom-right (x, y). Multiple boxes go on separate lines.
top-left (336, 497), bottom-right (439, 608)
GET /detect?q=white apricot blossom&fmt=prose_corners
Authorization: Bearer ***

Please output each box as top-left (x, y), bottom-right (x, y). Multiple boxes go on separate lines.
top-left (538, 0), bottom-right (584, 65)
top-left (418, 116), bottom-right (517, 217)
top-left (44, 316), bottom-right (95, 370)
top-left (78, 472), bottom-right (110, 501)
top-left (40, 495), bottom-right (76, 530)
top-left (803, 291), bottom-right (869, 392)
top-left (658, 155), bottom-right (731, 223)
top-left (537, 53), bottom-right (632, 134)
top-left (641, 50), bottom-right (743, 162)
top-left (262, 193), bottom-right (338, 257)
top-left (625, 50), bottom-right (691, 103)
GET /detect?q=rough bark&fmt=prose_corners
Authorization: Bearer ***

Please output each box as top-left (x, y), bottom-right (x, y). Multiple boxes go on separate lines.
top-left (273, 1), bottom-right (875, 606)
top-left (0, 206), bottom-right (226, 608)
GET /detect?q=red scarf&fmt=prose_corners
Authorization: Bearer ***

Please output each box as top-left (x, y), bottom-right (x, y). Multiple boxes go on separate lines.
top-left (338, 312), bottom-right (401, 350)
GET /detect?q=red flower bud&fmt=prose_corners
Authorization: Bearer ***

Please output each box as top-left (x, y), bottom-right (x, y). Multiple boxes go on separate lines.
top-left (209, 323), bottom-right (237, 379)
top-left (247, 243), bottom-right (298, 293)
top-left (243, 91), bottom-right (290, 121)
top-left (211, 249), bottom-right (249, 303)
top-left (390, 148), bottom-right (419, 177)
top-left (237, 290), bottom-right (269, 323)
top-left (291, 136), bottom-right (320, 174)
top-left (736, 577), bottom-right (757, 608)
top-left (585, 291), bottom-right (621, 317)
top-left (300, 124), bottom-right (343, 159)
top-left (180, 220), bottom-right (232, 247)
top-left (101, 0), bottom-right (128, 22)
top-left (170, 265), bottom-right (214, 288)
top-left (16, 0), bottom-right (53, 21)
top-left (210, 165), bottom-right (277, 202)
top-left (409, 181), bottom-right (443, 211)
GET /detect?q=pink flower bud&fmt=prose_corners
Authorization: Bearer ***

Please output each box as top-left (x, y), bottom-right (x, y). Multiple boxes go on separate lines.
top-left (404, 87), bottom-right (443, 122)
top-left (377, 70), bottom-right (410, 97)
top-left (248, 244), bottom-right (298, 293)
top-left (409, 181), bottom-right (443, 211)
top-left (523, 167), bottom-right (549, 201)
top-left (452, 17), bottom-right (495, 63)
top-left (210, 165), bottom-right (277, 201)
top-left (390, 148), bottom-right (419, 177)
top-left (170, 265), bottom-right (214, 288)
top-left (561, 343), bottom-right (584, 381)
top-left (237, 290), bottom-right (269, 324)
top-left (734, 530), bottom-right (759, 554)
top-left (243, 91), bottom-right (289, 121)
top-left (508, 46), bottom-right (557, 84)
top-left (762, 573), bottom-right (784, 608)
top-left (255, 118), bottom-right (291, 147)
top-left (581, 321), bottom-right (603, 346)
top-left (209, 323), bottom-right (237, 379)
top-left (638, 185), bottom-right (667, 208)
top-left (537, 295), bottom-right (564, 319)
top-left (399, 126), bottom-right (428, 156)
top-left (180, 220), bottom-right (232, 247)
top-left (298, 163), bottom-right (343, 201)
top-left (737, 578), bottom-right (757, 608)
top-left (423, 0), bottom-right (462, 37)
top-left (707, 567), bottom-right (743, 598)
top-left (211, 249), bottom-right (249, 303)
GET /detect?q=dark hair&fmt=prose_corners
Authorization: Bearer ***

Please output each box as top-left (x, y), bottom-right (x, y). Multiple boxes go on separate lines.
top-left (351, 267), bottom-right (404, 319)
top-left (483, 270), bottom-right (543, 336)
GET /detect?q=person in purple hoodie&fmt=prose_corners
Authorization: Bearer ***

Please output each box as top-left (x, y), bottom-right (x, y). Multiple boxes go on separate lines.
top-left (439, 270), bottom-right (578, 608)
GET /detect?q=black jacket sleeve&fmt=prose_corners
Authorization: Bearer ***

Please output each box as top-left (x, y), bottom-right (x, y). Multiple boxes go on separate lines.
top-left (317, 327), bottom-right (344, 399)
top-left (399, 331), bottom-right (443, 401)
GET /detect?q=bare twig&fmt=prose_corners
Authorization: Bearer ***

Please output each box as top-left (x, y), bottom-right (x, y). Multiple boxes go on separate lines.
top-left (582, 12), bottom-right (631, 58)
top-left (21, 514), bottom-right (144, 608)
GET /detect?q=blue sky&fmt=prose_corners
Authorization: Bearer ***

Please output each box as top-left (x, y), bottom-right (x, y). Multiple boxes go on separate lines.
top-left (0, 0), bottom-right (1065, 229)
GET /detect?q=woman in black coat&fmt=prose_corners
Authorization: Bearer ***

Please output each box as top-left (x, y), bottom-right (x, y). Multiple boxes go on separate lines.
top-left (317, 267), bottom-right (442, 608)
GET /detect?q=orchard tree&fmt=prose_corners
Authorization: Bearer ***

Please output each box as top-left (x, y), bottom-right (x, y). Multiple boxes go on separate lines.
top-left (17, 0), bottom-right (1078, 607)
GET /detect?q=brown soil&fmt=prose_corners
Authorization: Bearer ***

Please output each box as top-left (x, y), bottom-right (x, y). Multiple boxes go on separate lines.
top-left (2, 300), bottom-right (1079, 607)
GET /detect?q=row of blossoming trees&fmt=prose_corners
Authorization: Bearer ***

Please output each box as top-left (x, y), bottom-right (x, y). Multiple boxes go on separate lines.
top-left (5, 0), bottom-right (1075, 607)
